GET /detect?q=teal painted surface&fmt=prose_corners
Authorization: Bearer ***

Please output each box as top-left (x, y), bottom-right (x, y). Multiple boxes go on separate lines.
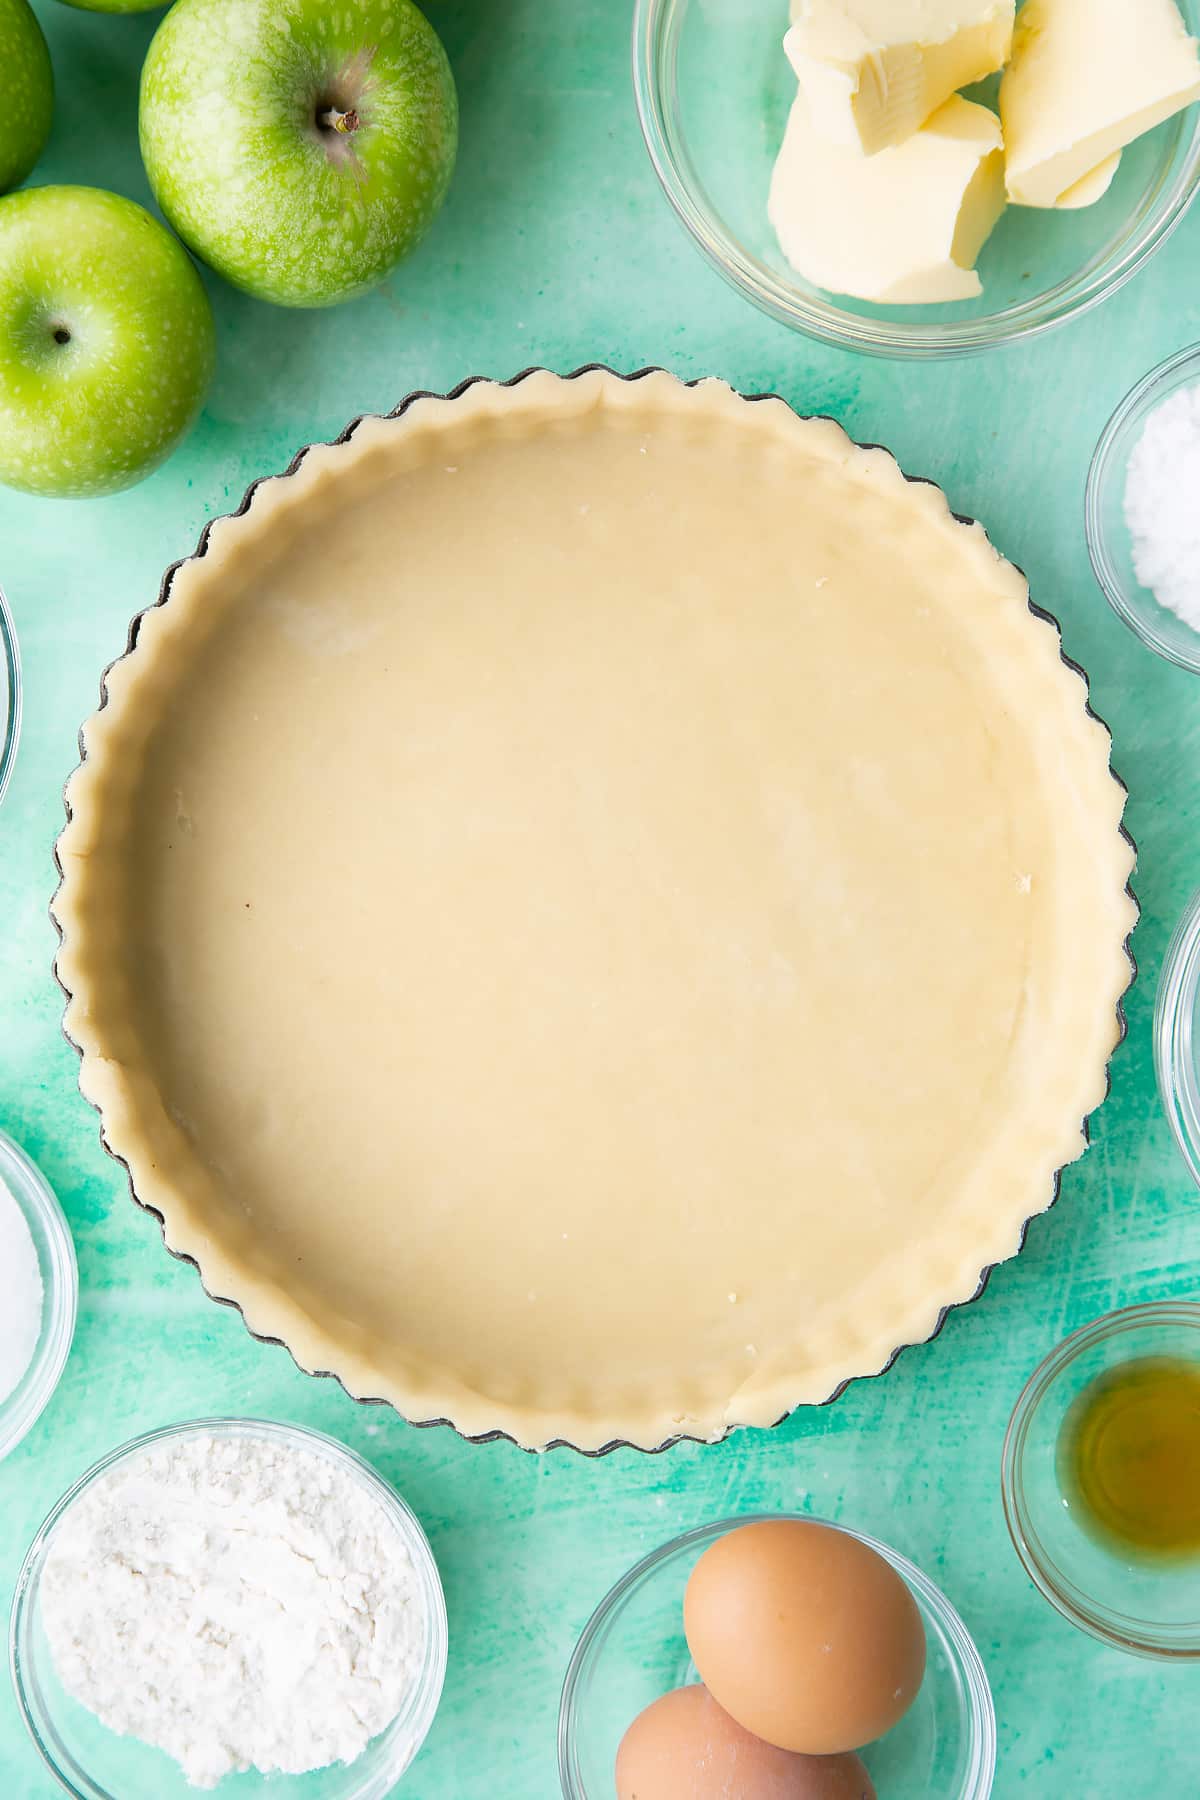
top-left (1, 3), bottom-right (1199, 1795)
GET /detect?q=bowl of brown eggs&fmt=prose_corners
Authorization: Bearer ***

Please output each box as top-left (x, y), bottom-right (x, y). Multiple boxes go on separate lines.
top-left (558, 1514), bottom-right (995, 1799)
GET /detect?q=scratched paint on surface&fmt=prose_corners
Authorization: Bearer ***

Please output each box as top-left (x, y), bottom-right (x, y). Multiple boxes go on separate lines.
top-left (2, 3), bottom-right (1200, 1795)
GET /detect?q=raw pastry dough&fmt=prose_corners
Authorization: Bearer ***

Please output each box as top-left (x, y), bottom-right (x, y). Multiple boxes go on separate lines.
top-left (53, 370), bottom-right (1135, 1451)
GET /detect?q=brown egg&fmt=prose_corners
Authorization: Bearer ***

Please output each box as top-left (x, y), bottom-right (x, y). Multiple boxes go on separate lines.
top-left (615, 1684), bottom-right (876, 1800)
top-left (683, 1520), bottom-right (925, 1755)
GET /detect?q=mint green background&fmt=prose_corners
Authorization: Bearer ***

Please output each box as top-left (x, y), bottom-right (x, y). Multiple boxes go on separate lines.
top-left (2, 3), bottom-right (1199, 1794)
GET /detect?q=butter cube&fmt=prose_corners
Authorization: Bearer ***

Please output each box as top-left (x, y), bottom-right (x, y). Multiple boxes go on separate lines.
top-left (784, 0), bottom-right (1015, 156)
top-left (1001, 0), bottom-right (1200, 207)
top-left (769, 94), bottom-right (1006, 303)
top-left (1057, 153), bottom-right (1122, 210)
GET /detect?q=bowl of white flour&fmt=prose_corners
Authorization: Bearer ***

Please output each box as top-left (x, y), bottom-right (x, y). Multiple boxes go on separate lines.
top-left (0, 1126), bottom-right (77, 1464)
top-left (10, 1418), bottom-right (447, 1798)
top-left (1087, 342), bottom-right (1200, 675)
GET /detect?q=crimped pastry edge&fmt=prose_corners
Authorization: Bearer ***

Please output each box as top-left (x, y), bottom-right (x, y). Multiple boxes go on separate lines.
top-left (50, 365), bottom-right (1139, 1454)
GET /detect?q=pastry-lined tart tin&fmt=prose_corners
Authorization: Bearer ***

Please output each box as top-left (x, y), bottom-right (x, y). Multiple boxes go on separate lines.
top-left (50, 366), bottom-right (1138, 1455)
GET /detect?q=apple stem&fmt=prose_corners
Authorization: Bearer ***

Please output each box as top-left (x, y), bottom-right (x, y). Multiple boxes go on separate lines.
top-left (318, 106), bottom-right (360, 135)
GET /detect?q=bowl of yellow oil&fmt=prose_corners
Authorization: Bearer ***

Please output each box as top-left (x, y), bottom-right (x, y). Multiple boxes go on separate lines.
top-left (1002, 1302), bottom-right (1200, 1658)
top-left (1062, 1356), bottom-right (1200, 1560)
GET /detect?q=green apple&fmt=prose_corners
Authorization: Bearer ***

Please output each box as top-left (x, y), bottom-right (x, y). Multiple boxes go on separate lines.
top-left (0, 187), bottom-right (216, 497)
top-left (139, 0), bottom-right (457, 308)
top-left (0, 0), bottom-right (53, 194)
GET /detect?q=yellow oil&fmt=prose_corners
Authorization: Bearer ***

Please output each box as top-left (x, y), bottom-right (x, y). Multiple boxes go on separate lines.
top-left (1060, 1356), bottom-right (1200, 1559)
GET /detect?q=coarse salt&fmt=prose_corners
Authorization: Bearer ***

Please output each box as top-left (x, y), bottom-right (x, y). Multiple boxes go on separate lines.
top-left (0, 1174), bottom-right (43, 1406)
top-left (1124, 381), bottom-right (1200, 631)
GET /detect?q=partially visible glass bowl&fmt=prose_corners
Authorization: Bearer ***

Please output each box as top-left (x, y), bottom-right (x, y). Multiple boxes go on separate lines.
top-left (1155, 882), bottom-right (1200, 1190)
top-left (1086, 343), bottom-right (1200, 673)
top-left (0, 1127), bottom-right (77, 1464)
top-left (1002, 1303), bottom-right (1200, 1659)
top-left (0, 583), bottom-right (20, 808)
top-left (10, 1418), bottom-right (448, 1800)
top-left (632, 0), bottom-right (1200, 358)
top-left (559, 1513), bottom-right (995, 1798)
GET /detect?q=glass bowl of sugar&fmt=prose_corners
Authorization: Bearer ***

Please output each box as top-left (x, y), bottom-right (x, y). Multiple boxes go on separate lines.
top-left (1086, 342), bottom-right (1200, 672)
top-left (0, 1127), bottom-right (77, 1463)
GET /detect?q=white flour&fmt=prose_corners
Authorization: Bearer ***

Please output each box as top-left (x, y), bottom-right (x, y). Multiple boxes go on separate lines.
top-left (1125, 381), bottom-right (1200, 630)
top-left (0, 1174), bottom-right (43, 1405)
top-left (42, 1431), bottom-right (426, 1789)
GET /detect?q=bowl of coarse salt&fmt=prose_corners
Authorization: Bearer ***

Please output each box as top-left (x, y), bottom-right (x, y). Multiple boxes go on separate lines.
top-left (0, 1127), bottom-right (77, 1463)
top-left (1087, 342), bottom-right (1200, 674)
top-left (10, 1418), bottom-right (448, 1800)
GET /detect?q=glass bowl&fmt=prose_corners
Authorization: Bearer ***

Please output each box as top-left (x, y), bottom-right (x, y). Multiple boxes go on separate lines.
top-left (0, 583), bottom-right (20, 808)
top-left (0, 1128), bottom-right (77, 1463)
top-left (1002, 1303), bottom-right (1200, 1658)
top-left (10, 1418), bottom-right (448, 1800)
top-left (1086, 342), bottom-right (1200, 673)
top-left (632, 0), bottom-right (1200, 358)
top-left (558, 1513), bottom-right (996, 1798)
top-left (1156, 884), bottom-right (1200, 1189)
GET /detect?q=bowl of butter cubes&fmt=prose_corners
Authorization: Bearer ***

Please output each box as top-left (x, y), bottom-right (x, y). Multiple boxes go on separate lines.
top-left (633, 0), bottom-right (1200, 357)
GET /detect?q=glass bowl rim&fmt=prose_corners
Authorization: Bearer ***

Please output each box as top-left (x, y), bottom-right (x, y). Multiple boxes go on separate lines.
top-left (9, 1415), bottom-right (449, 1800)
top-left (0, 1127), bottom-right (78, 1465)
top-left (0, 583), bottom-right (21, 810)
top-left (630, 0), bottom-right (1200, 360)
top-left (1001, 1300), bottom-right (1200, 1659)
top-left (1085, 341), bottom-right (1200, 674)
top-left (1154, 882), bottom-right (1200, 1189)
top-left (557, 1509), bottom-right (997, 1798)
